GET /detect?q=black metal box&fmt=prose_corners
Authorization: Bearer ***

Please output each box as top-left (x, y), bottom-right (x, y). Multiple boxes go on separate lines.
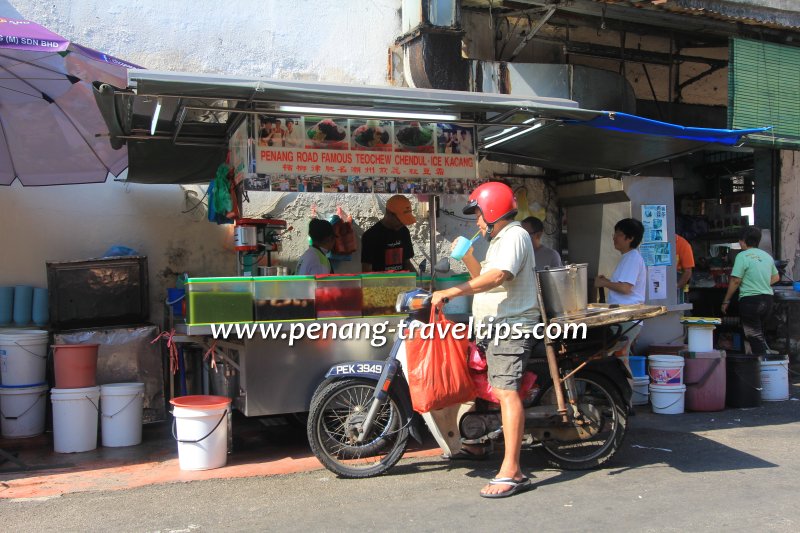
top-left (46, 256), bottom-right (149, 329)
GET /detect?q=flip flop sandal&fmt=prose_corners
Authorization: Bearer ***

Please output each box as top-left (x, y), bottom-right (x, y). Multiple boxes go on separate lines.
top-left (480, 477), bottom-right (532, 499)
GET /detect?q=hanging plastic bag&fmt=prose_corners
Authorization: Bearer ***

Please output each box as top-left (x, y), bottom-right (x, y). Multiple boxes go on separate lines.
top-left (405, 308), bottom-right (474, 413)
top-left (331, 206), bottom-right (357, 255)
top-left (467, 342), bottom-right (538, 404)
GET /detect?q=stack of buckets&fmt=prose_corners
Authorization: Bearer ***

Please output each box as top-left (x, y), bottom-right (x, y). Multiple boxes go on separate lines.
top-left (629, 356), bottom-right (649, 406)
top-left (50, 344), bottom-right (145, 452)
top-left (0, 330), bottom-right (50, 439)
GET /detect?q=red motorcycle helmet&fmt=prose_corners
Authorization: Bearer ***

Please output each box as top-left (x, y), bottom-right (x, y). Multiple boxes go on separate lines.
top-left (462, 181), bottom-right (518, 224)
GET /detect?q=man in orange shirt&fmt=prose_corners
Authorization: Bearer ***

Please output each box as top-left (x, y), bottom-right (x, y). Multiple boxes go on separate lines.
top-left (675, 234), bottom-right (695, 303)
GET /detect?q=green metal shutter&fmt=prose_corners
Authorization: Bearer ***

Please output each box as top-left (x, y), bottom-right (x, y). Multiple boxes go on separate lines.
top-left (729, 37), bottom-right (800, 149)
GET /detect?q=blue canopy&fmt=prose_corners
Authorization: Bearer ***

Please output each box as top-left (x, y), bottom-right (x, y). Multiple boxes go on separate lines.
top-left (570, 111), bottom-right (769, 146)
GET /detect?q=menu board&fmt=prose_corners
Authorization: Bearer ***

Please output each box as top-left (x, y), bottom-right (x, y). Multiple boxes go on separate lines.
top-left (254, 115), bottom-right (476, 180)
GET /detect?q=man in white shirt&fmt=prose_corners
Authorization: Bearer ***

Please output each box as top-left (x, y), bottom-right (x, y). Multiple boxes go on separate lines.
top-left (595, 218), bottom-right (647, 305)
top-left (595, 218), bottom-right (647, 365)
top-left (432, 182), bottom-right (538, 499)
top-left (296, 219), bottom-right (335, 275)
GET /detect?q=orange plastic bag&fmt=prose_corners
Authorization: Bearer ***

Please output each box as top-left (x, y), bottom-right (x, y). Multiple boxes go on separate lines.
top-left (333, 207), bottom-right (357, 255)
top-left (405, 309), bottom-right (475, 413)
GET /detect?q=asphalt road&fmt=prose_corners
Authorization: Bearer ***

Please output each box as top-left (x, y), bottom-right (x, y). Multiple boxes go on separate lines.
top-left (3, 389), bottom-right (799, 532)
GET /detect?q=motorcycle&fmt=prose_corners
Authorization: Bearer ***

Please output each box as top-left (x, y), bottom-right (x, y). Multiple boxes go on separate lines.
top-left (306, 288), bottom-right (643, 479)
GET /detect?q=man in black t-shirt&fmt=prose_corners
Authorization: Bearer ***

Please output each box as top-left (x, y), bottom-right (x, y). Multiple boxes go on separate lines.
top-left (361, 195), bottom-right (416, 272)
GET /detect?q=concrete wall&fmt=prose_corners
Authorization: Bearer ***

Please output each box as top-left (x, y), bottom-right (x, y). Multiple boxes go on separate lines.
top-left (780, 150), bottom-right (800, 278)
top-left (0, 178), bottom-right (235, 323)
top-left (9, 0), bottom-right (401, 85)
top-left (241, 161), bottom-right (559, 277)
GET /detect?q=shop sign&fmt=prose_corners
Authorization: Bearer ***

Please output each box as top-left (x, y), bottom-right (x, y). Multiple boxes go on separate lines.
top-left (254, 115), bottom-right (476, 179)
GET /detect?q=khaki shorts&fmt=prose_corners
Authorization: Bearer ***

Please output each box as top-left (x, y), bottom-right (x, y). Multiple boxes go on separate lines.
top-left (486, 337), bottom-right (534, 391)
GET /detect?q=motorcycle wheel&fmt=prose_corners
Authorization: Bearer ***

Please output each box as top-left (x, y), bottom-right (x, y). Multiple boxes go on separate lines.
top-left (538, 372), bottom-right (627, 470)
top-left (307, 378), bottom-right (409, 478)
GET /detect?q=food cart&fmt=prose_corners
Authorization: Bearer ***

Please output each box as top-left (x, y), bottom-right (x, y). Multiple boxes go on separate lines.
top-left (95, 70), bottom-right (764, 417)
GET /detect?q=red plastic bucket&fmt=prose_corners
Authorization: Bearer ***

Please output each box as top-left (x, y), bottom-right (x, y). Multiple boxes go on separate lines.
top-left (53, 344), bottom-right (99, 388)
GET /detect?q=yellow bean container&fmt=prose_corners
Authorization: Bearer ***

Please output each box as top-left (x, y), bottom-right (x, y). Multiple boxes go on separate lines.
top-left (361, 272), bottom-right (416, 316)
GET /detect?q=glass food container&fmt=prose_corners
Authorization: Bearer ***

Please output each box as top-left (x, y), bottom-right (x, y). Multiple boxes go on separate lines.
top-left (314, 274), bottom-right (362, 318)
top-left (362, 272), bottom-right (416, 316)
top-left (253, 275), bottom-right (316, 321)
top-left (187, 277), bottom-right (254, 324)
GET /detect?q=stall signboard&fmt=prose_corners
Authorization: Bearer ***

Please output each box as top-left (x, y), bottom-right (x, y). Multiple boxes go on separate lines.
top-left (229, 119), bottom-right (251, 184)
top-left (254, 115), bottom-right (476, 180)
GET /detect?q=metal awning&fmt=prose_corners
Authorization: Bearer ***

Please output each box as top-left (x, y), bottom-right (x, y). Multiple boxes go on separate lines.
top-left (95, 69), bottom-right (766, 184)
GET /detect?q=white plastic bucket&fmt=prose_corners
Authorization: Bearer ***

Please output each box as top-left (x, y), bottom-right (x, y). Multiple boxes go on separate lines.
top-left (632, 376), bottom-right (650, 406)
top-left (687, 325), bottom-right (715, 352)
top-left (171, 396), bottom-right (231, 471)
top-left (0, 383), bottom-right (47, 438)
top-left (51, 386), bottom-right (100, 453)
top-left (650, 384), bottom-right (686, 415)
top-left (101, 382), bottom-right (145, 447)
top-left (0, 329), bottom-right (48, 386)
top-left (760, 356), bottom-right (789, 401)
top-left (648, 355), bottom-right (685, 385)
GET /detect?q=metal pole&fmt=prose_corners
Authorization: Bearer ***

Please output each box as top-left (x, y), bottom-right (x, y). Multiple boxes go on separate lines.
top-left (535, 272), bottom-right (568, 421)
top-left (428, 195), bottom-right (438, 291)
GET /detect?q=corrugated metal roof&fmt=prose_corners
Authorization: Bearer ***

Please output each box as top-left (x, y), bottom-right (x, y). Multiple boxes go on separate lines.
top-left (602, 0), bottom-right (800, 30)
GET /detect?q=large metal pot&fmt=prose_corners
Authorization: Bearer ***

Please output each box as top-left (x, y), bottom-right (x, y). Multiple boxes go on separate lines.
top-left (536, 263), bottom-right (589, 318)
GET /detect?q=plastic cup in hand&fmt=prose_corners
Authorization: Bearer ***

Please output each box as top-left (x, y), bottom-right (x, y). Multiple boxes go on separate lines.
top-left (451, 234), bottom-right (479, 261)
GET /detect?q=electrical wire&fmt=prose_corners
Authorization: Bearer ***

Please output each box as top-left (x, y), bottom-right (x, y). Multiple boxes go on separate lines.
top-left (182, 187), bottom-right (209, 214)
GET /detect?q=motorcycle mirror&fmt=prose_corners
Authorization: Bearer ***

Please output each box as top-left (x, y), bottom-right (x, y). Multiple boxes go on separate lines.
top-left (419, 258), bottom-right (428, 274)
top-left (434, 257), bottom-right (451, 274)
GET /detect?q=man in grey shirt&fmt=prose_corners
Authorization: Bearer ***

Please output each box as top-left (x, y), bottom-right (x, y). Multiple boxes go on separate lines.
top-left (521, 216), bottom-right (562, 270)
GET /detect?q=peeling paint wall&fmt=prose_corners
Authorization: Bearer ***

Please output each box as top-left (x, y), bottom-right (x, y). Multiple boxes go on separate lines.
top-left (0, 179), bottom-right (234, 323)
top-left (1, 0), bottom-right (559, 323)
top-left (10, 0), bottom-right (402, 85)
top-left (241, 161), bottom-right (559, 277)
top-left (779, 150), bottom-right (800, 278)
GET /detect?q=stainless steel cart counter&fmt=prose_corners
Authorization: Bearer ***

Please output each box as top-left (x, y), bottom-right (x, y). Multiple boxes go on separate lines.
top-left (174, 316), bottom-right (404, 416)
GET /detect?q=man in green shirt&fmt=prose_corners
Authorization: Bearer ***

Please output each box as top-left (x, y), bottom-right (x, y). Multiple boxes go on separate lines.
top-left (722, 226), bottom-right (779, 354)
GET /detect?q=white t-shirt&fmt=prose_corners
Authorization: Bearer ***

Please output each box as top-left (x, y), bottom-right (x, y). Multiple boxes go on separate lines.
top-left (472, 221), bottom-right (540, 332)
top-left (608, 248), bottom-right (647, 305)
top-left (296, 247), bottom-right (331, 275)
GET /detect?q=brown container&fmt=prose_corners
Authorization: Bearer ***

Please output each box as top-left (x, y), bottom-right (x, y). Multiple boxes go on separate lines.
top-left (681, 349), bottom-right (726, 412)
top-left (53, 344), bottom-right (99, 388)
top-left (645, 343), bottom-right (687, 357)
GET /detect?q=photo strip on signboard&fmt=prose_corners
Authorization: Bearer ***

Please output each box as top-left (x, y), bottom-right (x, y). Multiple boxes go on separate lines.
top-left (305, 117), bottom-right (349, 150)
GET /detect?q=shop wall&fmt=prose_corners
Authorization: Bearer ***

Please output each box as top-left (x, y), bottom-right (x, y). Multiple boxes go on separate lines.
top-left (241, 161), bottom-right (559, 277)
top-left (10, 0), bottom-right (401, 85)
top-left (780, 150), bottom-right (800, 277)
top-left (0, 179), bottom-right (234, 324)
top-left (460, 10), bottom-right (728, 110)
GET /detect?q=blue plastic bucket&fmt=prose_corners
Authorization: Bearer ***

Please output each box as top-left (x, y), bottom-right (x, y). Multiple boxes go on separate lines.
top-left (32, 288), bottom-right (48, 326)
top-left (12, 285), bottom-right (33, 326)
top-left (0, 286), bottom-right (12, 326)
top-left (629, 356), bottom-right (647, 377)
top-left (167, 288), bottom-right (185, 316)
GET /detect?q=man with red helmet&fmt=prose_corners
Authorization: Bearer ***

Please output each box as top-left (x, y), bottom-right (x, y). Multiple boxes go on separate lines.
top-left (432, 181), bottom-right (539, 498)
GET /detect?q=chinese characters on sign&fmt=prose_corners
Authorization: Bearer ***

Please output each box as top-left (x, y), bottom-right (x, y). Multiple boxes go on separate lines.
top-left (253, 115), bottom-right (477, 181)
